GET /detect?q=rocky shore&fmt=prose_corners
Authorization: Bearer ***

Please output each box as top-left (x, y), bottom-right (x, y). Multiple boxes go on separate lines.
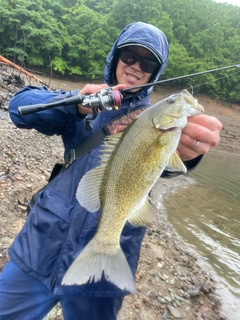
top-left (1, 66), bottom-right (239, 319)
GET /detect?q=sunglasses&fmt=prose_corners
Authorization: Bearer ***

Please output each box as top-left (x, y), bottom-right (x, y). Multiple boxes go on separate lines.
top-left (119, 48), bottom-right (160, 73)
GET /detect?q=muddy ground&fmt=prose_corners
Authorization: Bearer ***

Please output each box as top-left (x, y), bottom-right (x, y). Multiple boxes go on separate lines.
top-left (0, 67), bottom-right (240, 319)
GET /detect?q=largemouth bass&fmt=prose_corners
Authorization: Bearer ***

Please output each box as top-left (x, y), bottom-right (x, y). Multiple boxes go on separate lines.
top-left (62, 89), bottom-right (204, 293)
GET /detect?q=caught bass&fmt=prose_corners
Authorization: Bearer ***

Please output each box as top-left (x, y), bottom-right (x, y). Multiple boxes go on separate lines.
top-left (62, 89), bottom-right (204, 293)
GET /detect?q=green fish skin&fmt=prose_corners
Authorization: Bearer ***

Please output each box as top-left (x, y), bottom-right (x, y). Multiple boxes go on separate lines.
top-left (62, 90), bottom-right (204, 293)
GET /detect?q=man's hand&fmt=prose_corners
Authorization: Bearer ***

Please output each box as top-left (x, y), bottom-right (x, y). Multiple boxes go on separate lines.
top-left (77, 84), bottom-right (126, 115)
top-left (177, 114), bottom-right (223, 161)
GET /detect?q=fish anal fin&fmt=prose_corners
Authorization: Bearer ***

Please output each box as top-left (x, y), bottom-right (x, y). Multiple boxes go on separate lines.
top-left (128, 198), bottom-right (156, 227)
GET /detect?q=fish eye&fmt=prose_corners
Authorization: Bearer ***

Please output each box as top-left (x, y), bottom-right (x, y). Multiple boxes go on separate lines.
top-left (167, 98), bottom-right (175, 104)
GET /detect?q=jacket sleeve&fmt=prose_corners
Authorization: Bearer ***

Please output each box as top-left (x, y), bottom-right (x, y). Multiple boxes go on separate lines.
top-left (9, 86), bottom-right (83, 136)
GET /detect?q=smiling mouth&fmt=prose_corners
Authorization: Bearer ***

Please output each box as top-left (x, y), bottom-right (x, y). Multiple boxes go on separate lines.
top-left (126, 73), bottom-right (140, 81)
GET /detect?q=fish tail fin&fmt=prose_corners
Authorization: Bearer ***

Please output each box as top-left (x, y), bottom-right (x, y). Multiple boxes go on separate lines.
top-left (61, 240), bottom-right (136, 293)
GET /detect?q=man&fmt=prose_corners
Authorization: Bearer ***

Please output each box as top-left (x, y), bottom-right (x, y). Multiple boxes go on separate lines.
top-left (0, 22), bottom-right (222, 319)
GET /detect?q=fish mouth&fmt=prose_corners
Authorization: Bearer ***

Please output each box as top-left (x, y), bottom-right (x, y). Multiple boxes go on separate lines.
top-left (190, 101), bottom-right (204, 113)
top-left (197, 104), bottom-right (204, 113)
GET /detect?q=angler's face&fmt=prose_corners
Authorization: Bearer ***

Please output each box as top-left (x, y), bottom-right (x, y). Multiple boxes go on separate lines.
top-left (116, 46), bottom-right (158, 92)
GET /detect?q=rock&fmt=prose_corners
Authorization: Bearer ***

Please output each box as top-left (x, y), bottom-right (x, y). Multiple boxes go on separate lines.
top-left (167, 305), bottom-right (183, 319)
top-left (180, 255), bottom-right (189, 262)
top-left (137, 285), bottom-right (142, 292)
top-left (187, 288), bottom-right (201, 298)
top-left (0, 175), bottom-right (7, 181)
top-left (175, 294), bottom-right (184, 302)
top-left (183, 292), bottom-right (190, 299)
top-left (17, 205), bottom-right (27, 213)
top-left (132, 300), bottom-right (141, 309)
top-left (147, 242), bottom-right (165, 261)
top-left (158, 297), bottom-right (167, 304)
top-left (143, 298), bottom-right (151, 306)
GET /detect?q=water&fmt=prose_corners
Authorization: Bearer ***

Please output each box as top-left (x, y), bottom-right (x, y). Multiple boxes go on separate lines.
top-left (163, 152), bottom-right (240, 319)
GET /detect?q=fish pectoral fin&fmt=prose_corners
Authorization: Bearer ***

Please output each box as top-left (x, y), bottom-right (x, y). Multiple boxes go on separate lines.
top-left (76, 164), bottom-right (105, 212)
top-left (128, 198), bottom-right (156, 227)
top-left (165, 152), bottom-right (187, 173)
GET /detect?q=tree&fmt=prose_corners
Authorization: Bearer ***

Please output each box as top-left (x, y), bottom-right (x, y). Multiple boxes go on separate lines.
top-left (0, 0), bottom-right (67, 70)
top-left (0, 0), bottom-right (239, 101)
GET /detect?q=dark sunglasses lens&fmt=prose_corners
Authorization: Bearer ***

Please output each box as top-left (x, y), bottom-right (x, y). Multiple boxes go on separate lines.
top-left (141, 58), bottom-right (158, 73)
top-left (120, 49), bottom-right (159, 73)
top-left (120, 50), bottom-right (138, 65)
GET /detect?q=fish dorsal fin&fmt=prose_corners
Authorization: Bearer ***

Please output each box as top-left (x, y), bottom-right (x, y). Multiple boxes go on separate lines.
top-left (128, 197), bottom-right (156, 227)
top-left (76, 132), bottom-right (123, 212)
top-left (165, 152), bottom-right (187, 173)
top-left (99, 132), bottom-right (123, 164)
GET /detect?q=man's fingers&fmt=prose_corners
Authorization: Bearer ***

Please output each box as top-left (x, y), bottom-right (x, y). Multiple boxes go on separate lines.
top-left (182, 121), bottom-right (221, 146)
top-left (79, 84), bottom-right (109, 95)
top-left (112, 84), bottom-right (126, 91)
top-left (187, 114), bottom-right (223, 132)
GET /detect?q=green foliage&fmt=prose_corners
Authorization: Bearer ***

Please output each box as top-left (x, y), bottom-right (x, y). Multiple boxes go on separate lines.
top-left (84, 0), bottom-right (113, 14)
top-left (51, 57), bottom-right (69, 75)
top-left (108, 0), bottom-right (174, 41)
top-left (0, 0), bottom-right (240, 102)
top-left (0, 0), bottom-right (67, 67)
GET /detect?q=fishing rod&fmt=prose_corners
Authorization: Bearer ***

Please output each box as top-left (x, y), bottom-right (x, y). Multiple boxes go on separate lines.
top-left (121, 63), bottom-right (240, 93)
top-left (18, 63), bottom-right (240, 125)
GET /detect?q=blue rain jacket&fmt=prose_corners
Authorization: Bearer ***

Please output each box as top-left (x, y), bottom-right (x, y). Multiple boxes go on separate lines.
top-left (8, 22), bottom-right (172, 297)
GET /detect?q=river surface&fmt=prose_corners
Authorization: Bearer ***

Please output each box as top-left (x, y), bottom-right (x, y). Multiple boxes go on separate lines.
top-left (161, 152), bottom-right (240, 319)
top-left (9, 76), bottom-right (239, 319)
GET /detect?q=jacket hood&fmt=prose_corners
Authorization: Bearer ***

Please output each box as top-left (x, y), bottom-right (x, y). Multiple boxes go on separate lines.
top-left (104, 21), bottom-right (169, 98)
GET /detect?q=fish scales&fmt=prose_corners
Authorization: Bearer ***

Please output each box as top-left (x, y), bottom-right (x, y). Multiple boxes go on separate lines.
top-left (62, 90), bottom-right (204, 292)
top-left (101, 128), bottom-right (173, 217)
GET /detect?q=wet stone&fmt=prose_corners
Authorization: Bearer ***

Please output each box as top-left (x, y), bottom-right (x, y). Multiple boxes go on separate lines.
top-left (168, 305), bottom-right (183, 319)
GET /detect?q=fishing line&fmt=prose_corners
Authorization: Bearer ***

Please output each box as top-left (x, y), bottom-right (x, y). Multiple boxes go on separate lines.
top-left (151, 69), bottom-right (240, 104)
top-left (188, 69), bottom-right (240, 90)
